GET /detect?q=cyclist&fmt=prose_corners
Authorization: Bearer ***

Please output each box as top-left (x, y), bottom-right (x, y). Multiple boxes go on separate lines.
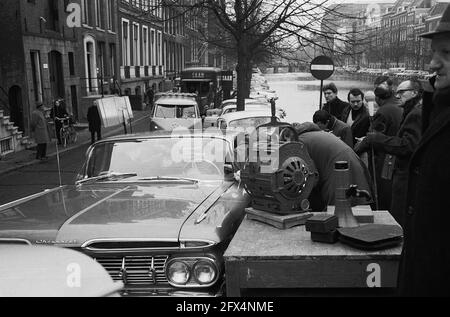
top-left (50, 98), bottom-right (69, 145)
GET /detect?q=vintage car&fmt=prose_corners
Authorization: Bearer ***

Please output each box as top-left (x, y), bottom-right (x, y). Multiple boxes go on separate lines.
top-left (204, 99), bottom-right (286, 128)
top-left (150, 93), bottom-right (202, 131)
top-left (0, 131), bottom-right (250, 296)
top-left (0, 245), bottom-right (123, 297)
top-left (217, 109), bottom-right (281, 131)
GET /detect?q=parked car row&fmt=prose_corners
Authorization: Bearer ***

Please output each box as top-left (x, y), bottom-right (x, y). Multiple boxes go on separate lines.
top-left (0, 71), bottom-right (285, 297)
top-left (0, 130), bottom-right (251, 297)
top-left (342, 66), bottom-right (434, 80)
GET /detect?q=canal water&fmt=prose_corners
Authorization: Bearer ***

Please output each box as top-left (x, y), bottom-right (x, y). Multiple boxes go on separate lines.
top-left (266, 73), bottom-right (374, 124)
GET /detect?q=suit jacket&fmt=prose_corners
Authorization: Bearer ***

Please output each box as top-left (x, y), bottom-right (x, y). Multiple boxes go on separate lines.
top-left (369, 96), bottom-right (403, 210)
top-left (399, 86), bottom-right (450, 296)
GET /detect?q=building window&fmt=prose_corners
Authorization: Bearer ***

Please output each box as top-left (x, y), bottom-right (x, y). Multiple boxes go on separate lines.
top-left (95, 0), bottom-right (104, 29)
top-left (122, 20), bottom-right (130, 66)
top-left (98, 42), bottom-right (106, 77)
top-left (30, 51), bottom-right (43, 103)
top-left (143, 26), bottom-right (149, 66)
top-left (150, 29), bottom-right (155, 65)
top-left (46, 0), bottom-right (59, 31)
top-left (84, 36), bottom-right (98, 93)
top-left (157, 31), bottom-right (162, 66)
top-left (105, 0), bottom-right (114, 31)
top-left (109, 44), bottom-right (116, 77)
top-left (81, 0), bottom-right (89, 25)
top-left (68, 52), bottom-right (75, 76)
top-left (133, 23), bottom-right (140, 66)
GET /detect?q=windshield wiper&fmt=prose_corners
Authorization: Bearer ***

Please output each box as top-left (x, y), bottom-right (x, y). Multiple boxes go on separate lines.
top-left (76, 172), bottom-right (138, 185)
top-left (138, 176), bottom-right (199, 184)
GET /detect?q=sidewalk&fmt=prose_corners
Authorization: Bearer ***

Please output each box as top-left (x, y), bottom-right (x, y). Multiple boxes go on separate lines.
top-left (0, 111), bottom-right (149, 176)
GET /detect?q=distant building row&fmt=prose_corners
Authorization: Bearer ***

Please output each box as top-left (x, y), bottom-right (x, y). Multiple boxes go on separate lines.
top-left (0, 0), bottom-right (232, 152)
top-left (316, 0), bottom-right (449, 71)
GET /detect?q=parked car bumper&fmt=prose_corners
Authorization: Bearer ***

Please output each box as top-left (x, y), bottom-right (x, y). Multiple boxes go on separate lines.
top-left (120, 283), bottom-right (224, 297)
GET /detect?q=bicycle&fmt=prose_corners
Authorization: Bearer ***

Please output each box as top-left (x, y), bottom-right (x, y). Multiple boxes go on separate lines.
top-left (57, 116), bottom-right (77, 148)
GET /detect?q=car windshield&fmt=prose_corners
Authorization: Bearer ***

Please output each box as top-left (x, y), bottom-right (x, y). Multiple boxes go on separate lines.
top-left (85, 138), bottom-right (231, 181)
top-left (155, 105), bottom-right (197, 118)
top-left (229, 116), bottom-right (272, 129)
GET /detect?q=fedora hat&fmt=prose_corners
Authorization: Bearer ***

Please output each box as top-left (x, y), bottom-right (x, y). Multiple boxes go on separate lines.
top-left (420, 4), bottom-right (450, 39)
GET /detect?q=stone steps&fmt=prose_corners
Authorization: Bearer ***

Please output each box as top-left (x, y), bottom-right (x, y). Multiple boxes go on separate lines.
top-left (0, 109), bottom-right (30, 154)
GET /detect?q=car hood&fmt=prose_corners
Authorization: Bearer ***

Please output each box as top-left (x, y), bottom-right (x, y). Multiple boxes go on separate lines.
top-left (0, 182), bottom-right (229, 247)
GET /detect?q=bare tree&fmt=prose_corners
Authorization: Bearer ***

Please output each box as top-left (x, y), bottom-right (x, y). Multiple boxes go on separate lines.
top-left (148, 0), bottom-right (363, 111)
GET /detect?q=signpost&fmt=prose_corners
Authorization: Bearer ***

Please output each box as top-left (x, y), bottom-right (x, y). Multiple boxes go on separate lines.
top-left (310, 56), bottom-right (335, 109)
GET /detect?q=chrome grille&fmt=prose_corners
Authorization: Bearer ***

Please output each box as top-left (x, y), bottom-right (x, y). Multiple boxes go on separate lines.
top-left (95, 256), bottom-right (169, 285)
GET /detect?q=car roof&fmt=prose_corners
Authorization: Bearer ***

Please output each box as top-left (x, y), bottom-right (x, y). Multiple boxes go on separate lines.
top-left (220, 110), bottom-right (277, 122)
top-left (155, 94), bottom-right (198, 106)
top-left (222, 103), bottom-right (270, 112)
top-left (97, 130), bottom-right (242, 143)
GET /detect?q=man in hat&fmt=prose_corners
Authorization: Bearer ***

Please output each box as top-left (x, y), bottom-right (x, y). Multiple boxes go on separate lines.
top-left (355, 79), bottom-right (423, 227)
top-left (366, 76), bottom-right (403, 211)
top-left (399, 4), bottom-right (450, 297)
top-left (30, 102), bottom-right (50, 160)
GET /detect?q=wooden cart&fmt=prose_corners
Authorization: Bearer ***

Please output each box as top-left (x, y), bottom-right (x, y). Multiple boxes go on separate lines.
top-left (224, 211), bottom-right (403, 297)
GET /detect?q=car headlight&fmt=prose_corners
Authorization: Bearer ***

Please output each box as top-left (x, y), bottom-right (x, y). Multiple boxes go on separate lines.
top-left (167, 261), bottom-right (190, 285)
top-left (193, 260), bottom-right (217, 285)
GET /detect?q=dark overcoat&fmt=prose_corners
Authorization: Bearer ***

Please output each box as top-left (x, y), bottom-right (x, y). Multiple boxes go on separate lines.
top-left (87, 105), bottom-right (102, 132)
top-left (297, 126), bottom-right (373, 211)
top-left (369, 96), bottom-right (403, 210)
top-left (323, 97), bottom-right (349, 122)
top-left (399, 86), bottom-right (450, 296)
top-left (361, 102), bottom-right (422, 226)
top-left (30, 109), bottom-right (50, 144)
top-left (328, 116), bottom-right (353, 148)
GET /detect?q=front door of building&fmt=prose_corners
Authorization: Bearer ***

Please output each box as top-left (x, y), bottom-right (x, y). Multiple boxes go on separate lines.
top-left (8, 85), bottom-right (24, 132)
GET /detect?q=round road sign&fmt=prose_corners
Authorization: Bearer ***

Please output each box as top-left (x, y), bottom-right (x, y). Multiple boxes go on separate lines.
top-left (310, 56), bottom-right (335, 80)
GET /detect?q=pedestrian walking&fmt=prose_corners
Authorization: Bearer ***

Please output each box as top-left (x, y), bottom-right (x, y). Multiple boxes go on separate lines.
top-left (321, 82), bottom-right (349, 121)
top-left (50, 98), bottom-right (69, 145)
top-left (292, 122), bottom-right (373, 212)
top-left (87, 103), bottom-right (102, 145)
top-left (341, 88), bottom-right (371, 146)
top-left (313, 110), bottom-right (353, 147)
top-left (30, 102), bottom-right (50, 160)
top-left (355, 79), bottom-right (423, 226)
top-left (145, 86), bottom-right (155, 111)
top-left (366, 76), bottom-right (403, 211)
top-left (399, 5), bottom-right (450, 296)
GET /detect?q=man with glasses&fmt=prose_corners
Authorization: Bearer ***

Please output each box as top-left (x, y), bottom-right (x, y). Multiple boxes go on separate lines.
top-left (355, 79), bottom-right (422, 226)
top-left (399, 4), bottom-right (450, 296)
top-left (342, 88), bottom-right (370, 147)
